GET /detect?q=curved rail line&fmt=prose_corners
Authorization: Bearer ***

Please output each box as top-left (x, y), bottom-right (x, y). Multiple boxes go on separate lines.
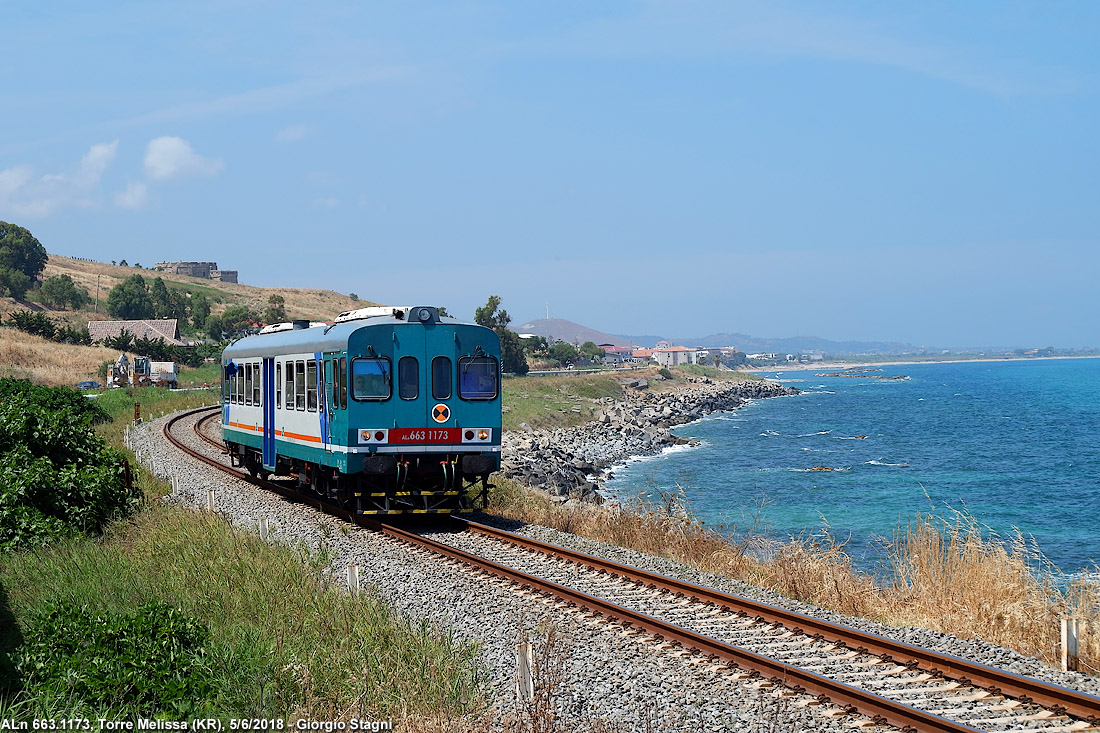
top-left (166, 406), bottom-right (1100, 733)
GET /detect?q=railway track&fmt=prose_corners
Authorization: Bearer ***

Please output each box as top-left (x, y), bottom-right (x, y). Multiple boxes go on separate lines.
top-left (167, 405), bottom-right (1100, 732)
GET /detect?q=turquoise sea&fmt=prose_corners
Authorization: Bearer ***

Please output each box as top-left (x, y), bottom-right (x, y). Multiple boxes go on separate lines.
top-left (602, 358), bottom-right (1100, 574)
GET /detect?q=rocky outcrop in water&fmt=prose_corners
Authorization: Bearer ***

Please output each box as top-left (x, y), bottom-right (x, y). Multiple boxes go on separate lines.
top-left (501, 378), bottom-right (799, 503)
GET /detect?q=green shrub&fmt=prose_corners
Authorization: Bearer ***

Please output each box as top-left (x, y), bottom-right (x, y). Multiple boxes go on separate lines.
top-left (16, 602), bottom-right (212, 715)
top-left (0, 378), bottom-right (135, 549)
top-left (0, 378), bottom-right (109, 425)
top-left (4, 310), bottom-right (56, 340)
top-left (658, 367), bottom-right (673, 380)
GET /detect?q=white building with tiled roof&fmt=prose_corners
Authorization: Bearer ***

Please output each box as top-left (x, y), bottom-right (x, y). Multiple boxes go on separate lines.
top-left (653, 346), bottom-right (698, 367)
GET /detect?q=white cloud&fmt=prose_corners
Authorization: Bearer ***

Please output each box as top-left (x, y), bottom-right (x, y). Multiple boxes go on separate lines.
top-left (0, 165), bottom-right (33, 198)
top-left (144, 136), bottom-right (223, 181)
top-left (114, 181), bottom-right (149, 210)
top-left (0, 141), bottom-right (117, 218)
top-left (275, 124), bottom-right (307, 143)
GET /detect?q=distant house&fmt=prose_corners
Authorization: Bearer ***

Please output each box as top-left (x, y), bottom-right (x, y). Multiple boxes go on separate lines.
top-left (653, 346), bottom-right (698, 367)
top-left (87, 319), bottom-right (186, 346)
top-left (632, 348), bottom-right (655, 362)
top-left (598, 344), bottom-right (635, 365)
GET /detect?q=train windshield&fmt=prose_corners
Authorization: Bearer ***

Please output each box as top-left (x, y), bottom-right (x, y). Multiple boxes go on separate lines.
top-left (458, 356), bottom-right (498, 400)
top-left (351, 357), bottom-right (391, 400)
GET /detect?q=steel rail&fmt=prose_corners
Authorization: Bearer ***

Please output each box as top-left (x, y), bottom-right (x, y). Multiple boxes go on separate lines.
top-left (453, 516), bottom-right (1100, 724)
top-left (456, 516), bottom-right (1100, 723)
top-left (164, 408), bottom-right (1089, 732)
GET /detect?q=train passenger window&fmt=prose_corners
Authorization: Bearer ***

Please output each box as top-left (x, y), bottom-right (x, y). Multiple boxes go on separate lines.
top-left (235, 370), bottom-right (242, 404)
top-left (276, 363), bottom-right (282, 409)
top-left (244, 364), bottom-right (253, 406)
top-left (351, 358), bottom-right (391, 401)
top-left (432, 357), bottom-right (451, 400)
top-left (339, 357), bottom-right (347, 409)
top-left (458, 356), bottom-right (499, 400)
top-left (252, 363), bottom-right (261, 405)
top-left (284, 361), bottom-right (293, 409)
top-left (399, 357), bottom-right (419, 400)
top-left (306, 361), bottom-right (318, 412)
top-left (295, 361), bottom-right (306, 410)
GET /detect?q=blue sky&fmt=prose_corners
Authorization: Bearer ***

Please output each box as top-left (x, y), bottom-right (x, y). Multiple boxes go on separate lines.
top-left (2, 1), bottom-right (1097, 348)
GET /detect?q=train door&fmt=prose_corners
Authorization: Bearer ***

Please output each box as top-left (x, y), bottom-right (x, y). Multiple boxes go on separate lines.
top-left (261, 357), bottom-right (276, 471)
top-left (422, 324), bottom-right (454, 429)
top-left (392, 327), bottom-right (427, 428)
top-left (322, 354), bottom-right (336, 453)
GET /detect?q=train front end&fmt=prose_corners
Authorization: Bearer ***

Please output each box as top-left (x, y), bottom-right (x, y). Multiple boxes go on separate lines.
top-left (338, 306), bottom-right (502, 514)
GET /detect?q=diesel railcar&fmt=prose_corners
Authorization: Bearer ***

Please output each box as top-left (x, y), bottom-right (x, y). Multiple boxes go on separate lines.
top-left (221, 305), bottom-right (501, 514)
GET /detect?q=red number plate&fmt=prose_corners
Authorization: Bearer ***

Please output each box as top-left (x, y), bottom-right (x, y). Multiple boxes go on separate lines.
top-left (389, 428), bottom-right (460, 444)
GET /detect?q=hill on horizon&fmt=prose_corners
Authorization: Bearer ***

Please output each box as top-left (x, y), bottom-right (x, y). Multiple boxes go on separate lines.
top-left (1, 255), bottom-right (377, 329)
top-left (514, 318), bottom-right (626, 346)
top-left (515, 317), bottom-right (912, 354)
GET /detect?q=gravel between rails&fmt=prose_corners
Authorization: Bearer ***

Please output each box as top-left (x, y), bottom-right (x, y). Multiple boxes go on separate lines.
top-left (421, 526), bottom-right (1100, 730)
top-left (465, 515), bottom-right (1100, 701)
top-left (130, 409), bottom-right (898, 732)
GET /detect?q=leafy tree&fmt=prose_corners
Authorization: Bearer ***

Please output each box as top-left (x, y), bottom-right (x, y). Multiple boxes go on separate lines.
top-left (39, 274), bottom-right (90, 309)
top-left (0, 222), bottom-right (48, 294)
top-left (348, 292), bottom-right (358, 300)
top-left (474, 295), bottom-right (527, 374)
top-left (474, 295), bottom-right (511, 330)
top-left (189, 291), bottom-right (211, 329)
top-left (579, 341), bottom-right (605, 361)
top-left (262, 294), bottom-right (287, 324)
top-left (205, 305), bottom-right (258, 340)
top-left (499, 328), bottom-right (529, 376)
top-left (106, 274), bottom-right (154, 319)
top-left (150, 277), bottom-right (187, 320)
top-left (118, 259), bottom-right (128, 267)
top-left (549, 341), bottom-right (579, 365)
top-left (522, 334), bottom-right (549, 356)
top-left (0, 267), bottom-right (30, 299)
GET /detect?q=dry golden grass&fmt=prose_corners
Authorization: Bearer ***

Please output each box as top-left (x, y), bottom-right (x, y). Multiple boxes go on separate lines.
top-left (490, 480), bottom-right (1100, 675)
top-left (22, 254), bottom-right (378, 324)
top-left (0, 327), bottom-right (117, 385)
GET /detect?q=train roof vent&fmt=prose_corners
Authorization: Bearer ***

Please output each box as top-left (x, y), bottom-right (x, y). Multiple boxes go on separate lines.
top-left (334, 306), bottom-right (412, 323)
top-left (258, 320), bottom-right (313, 334)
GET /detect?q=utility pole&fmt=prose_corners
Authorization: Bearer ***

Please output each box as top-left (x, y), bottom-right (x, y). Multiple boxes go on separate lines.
top-left (545, 302), bottom-right (549, 320)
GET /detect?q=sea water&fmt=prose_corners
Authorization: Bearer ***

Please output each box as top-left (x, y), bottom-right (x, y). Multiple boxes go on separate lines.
top-left (602, 358), bottom-right (1100, 574)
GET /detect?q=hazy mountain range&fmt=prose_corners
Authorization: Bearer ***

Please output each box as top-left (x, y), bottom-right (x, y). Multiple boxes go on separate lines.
top-left (515, 318), bottom-right (914, 355)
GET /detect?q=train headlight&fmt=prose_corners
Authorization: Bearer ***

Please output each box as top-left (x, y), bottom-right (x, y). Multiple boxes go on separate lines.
top-left (461, 428), bottom-right (491, 443)
top-left (417, 307), bottom-right (432, 322)
top-left (375, 430), bottom-right (385, 441)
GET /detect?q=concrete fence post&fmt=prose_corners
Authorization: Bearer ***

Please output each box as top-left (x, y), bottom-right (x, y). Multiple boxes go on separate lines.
top-left (259, 518), bottom-right (269, 540)
top-left (516, 642), bottom-right (534, 701)
top-left (206, 489), bottom-right (215, 512)
top-left (346, 564), bottom-right (360, 597)
top-left (1062, 618), bottom-right (1081, 672)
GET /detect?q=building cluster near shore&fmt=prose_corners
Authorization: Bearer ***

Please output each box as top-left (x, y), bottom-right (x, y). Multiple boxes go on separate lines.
top-left (585, 341), bottom-right (826, 368)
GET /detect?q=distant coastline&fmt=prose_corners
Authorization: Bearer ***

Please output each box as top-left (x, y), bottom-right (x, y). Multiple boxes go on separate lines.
top-left (746, 353), bottom-right (1100, 374)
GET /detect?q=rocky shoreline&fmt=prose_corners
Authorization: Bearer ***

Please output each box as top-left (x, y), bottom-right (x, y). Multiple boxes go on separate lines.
top-left (500, 376), bottom-right (799, 502)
